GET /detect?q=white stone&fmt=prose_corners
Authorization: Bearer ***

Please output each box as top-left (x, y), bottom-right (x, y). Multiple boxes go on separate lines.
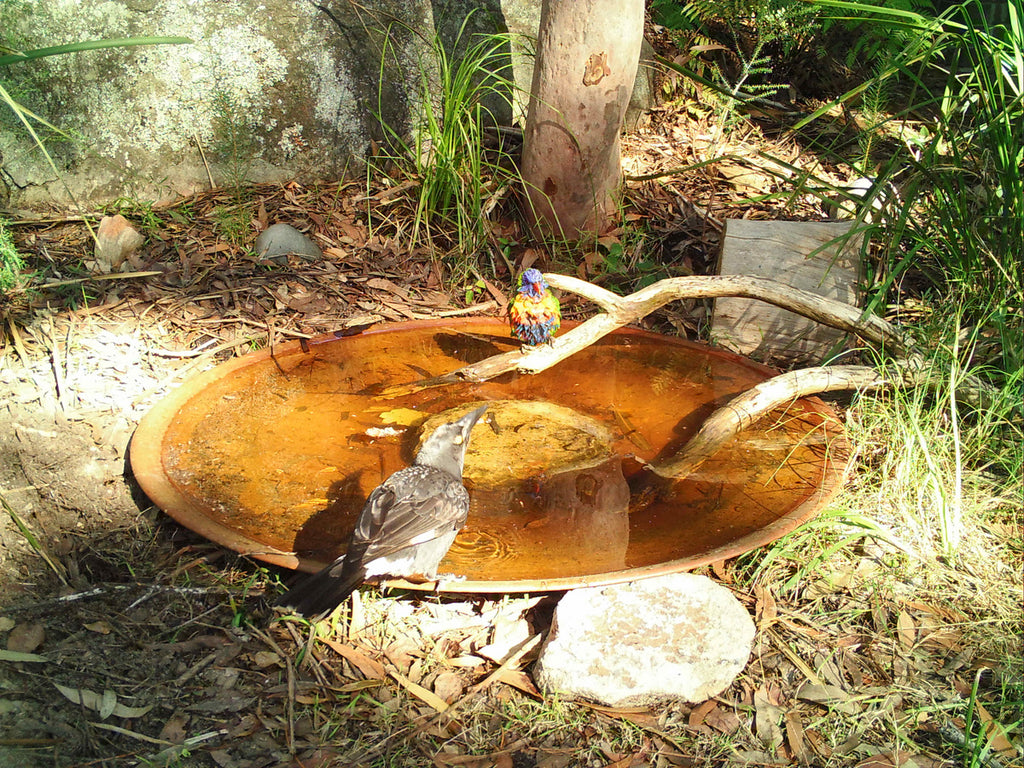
top-left (533, 573), bottom-right (755, 707)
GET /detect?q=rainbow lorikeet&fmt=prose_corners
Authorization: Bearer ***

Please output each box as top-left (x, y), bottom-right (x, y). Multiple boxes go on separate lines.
top-left (509, 268), bottom-right (561, 347)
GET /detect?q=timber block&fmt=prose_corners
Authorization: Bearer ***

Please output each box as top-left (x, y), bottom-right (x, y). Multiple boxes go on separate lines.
top-left (711, 220), bottom-right (864, 366)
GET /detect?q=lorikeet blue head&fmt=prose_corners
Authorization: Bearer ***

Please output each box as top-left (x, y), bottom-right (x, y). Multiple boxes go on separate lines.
top-left (518, 268), bottom-right (548, 298)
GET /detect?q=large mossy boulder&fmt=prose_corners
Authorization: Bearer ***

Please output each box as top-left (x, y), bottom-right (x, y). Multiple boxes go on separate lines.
top-left (0, 0), bottom-right (654, 211)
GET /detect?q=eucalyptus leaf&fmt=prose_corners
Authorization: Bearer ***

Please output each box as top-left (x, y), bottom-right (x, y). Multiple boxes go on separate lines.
top-left (0, 649), bottom-right (48, 663)
top-left (53, 682), bottom-right (154, 720)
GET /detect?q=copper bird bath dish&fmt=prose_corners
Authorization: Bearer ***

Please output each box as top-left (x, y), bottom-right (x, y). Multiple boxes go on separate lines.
top-left (130, 318), bottom-right (850, 592)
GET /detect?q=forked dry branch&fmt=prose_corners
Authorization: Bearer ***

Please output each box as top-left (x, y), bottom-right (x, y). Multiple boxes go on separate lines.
top-left (437, 274), bottom-right (996, 479)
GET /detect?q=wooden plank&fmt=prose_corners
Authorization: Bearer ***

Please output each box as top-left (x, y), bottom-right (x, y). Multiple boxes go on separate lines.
top-left (711, 220), bottom-right (864, 366)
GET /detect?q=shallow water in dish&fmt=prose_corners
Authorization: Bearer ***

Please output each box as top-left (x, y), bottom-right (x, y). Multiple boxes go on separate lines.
top-left (150, 319), bottom-right (847, 587)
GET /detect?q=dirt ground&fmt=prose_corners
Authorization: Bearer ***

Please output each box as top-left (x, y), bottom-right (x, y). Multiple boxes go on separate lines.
top-left (1, 102), bottom-right (1021, 768)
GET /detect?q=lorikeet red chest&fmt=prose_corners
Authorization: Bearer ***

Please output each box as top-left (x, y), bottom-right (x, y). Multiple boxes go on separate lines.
top-left (509, 268), bottom-right (561, 346)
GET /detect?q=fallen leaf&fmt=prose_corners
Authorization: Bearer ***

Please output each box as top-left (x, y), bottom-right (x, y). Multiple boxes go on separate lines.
top-left (688, 699), bottom-right (717, 730)
top-left (901, 756), bottom-right (947, 768)
top-left (379, 408), bottom-right (426, 427)
top-left (785, 709), bottom-right (807, 761)
top-left (804, 728), bottom-right (832, 758)
top-left (365, 277), bottom-right (409, 299)
top-left (7, 622), bottom-right (45, 653)
top-left (825, 563), bottom-right (855, 590)
top-left (975, 701), bottom-right (1017, 759)
top-left (536, 753), bottom-right (576, 768)
top-left (158, 712), bottom-right (189, 743)
top-left (319, 638), bottom-right (385, 679)
top-left (188, 692), bottom-right (253, 714)
top-left (432, 671), bottom-right (464, 704)
top-left (433, 751), bottom-right (490, 767)
top-left (816, 655), bottom-right (847, 689)
top-left (478, 612), bottom-right (533, 664)
top-left (704, 706), bottom-right (741, 735)
top-left (447, 655), bottom-right (487, 668)
top-left (754, 685), bottom-right (784, 748)
top-left (921, 627), bottom-right (962, 650)
top-left (754, 585), bottom-right (778, 628)
top-left (854, 755), bottom-right (899, 768)
top-left (53, 682), bottom-right (154, 720)
top-left (0, 649), bottom-right (47, 663)
top-left (717, 160), bottom-right (772, 195)
top-left (897, 611), bottom-right (917, 651)
top-left (251, 650), bottom-right (281, 668)
top-left (580, 251), bottom-right (604, 277)
top-left (494, 669), bottom-right (540, 698)
top-left (99, 688), bottom-right (117, 720)
top-left (518, 248), bottom-right (541, 271)
top-left (710, 560), bottom-right (732, 583)
top-left (389, 668), bottom-right (448, 713)
top-left (83, 620), bottom-right (112, 635)
top-left (289, 748), bottom-right (343, 768)
top-left (384, 637), bottom-right (419, 674)
top-left (797, 682), bottom-right (862, 715)
top-left (0, 617), bottom-right (15, 632)
top-left (152, 634), bottom-right (229, 653)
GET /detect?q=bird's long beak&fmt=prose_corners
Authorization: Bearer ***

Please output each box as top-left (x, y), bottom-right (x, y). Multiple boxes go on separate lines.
top-left (457, 404), bottom-right (489, 442)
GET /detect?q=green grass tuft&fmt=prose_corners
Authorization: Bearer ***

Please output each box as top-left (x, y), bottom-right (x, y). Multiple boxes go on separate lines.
top-left (369, 14), bottom-right (521, 287)
top-left (0, 217), bottom-right (25, 294)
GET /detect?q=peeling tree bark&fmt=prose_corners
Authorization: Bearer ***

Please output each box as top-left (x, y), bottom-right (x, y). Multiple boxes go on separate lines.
top-left (520, 0), bottom-right (644, 239)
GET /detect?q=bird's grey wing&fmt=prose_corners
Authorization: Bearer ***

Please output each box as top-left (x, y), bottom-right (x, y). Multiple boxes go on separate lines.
top-left (277, 470), bottom-right (467, 616)
top-left (352, 470), bottom-right (469, 563)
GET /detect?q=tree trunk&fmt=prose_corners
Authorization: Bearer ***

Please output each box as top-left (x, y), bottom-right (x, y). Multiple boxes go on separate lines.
top-left (520, 0), bottom-right (644, 240)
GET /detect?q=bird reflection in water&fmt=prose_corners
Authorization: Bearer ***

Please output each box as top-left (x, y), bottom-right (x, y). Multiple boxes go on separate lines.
top-left (470, 456), bottom-right (630, 577)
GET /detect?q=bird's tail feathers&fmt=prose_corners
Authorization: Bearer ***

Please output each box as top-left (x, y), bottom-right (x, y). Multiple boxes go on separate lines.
top-left (275, 564), bottom-right (367, 618)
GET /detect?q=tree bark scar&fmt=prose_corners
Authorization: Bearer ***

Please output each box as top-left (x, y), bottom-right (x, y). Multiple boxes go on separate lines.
top-left (582, 52), bottom-right (611, 86)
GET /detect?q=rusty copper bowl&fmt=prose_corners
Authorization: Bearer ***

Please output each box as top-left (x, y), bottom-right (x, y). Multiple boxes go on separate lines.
top-left (130, 318), bottom-right (849, 592)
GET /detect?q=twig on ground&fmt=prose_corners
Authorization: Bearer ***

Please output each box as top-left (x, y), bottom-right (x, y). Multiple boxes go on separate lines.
top-left (38, 270), bottom-right (163, 289)
top-left (2, 583), bottom-right (220, 612)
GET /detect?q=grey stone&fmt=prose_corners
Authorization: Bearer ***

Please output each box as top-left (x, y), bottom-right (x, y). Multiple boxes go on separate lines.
top-left (533, 573), bottom-right (755, 707)
top-left (254, 223), bottom-right (322, 263)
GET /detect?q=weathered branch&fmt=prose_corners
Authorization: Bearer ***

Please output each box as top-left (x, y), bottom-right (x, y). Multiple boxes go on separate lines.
top-left (379, 273), bottom-right (997, 481)
top-left (452, 273), bottom-right (911, 383)
top-left (650, 357), bottom-right (1001, 478)
top-left (650, 365), bottom-right (893, 478)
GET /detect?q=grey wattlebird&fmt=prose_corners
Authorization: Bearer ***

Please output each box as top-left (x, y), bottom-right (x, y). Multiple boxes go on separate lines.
top-left (276, 405), bottom-right (488, 617)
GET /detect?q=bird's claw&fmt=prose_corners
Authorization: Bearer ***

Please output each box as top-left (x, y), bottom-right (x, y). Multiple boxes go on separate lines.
top-left (404, 572), bottom-right (466, 587)
top-left (436, 572), bottom-right (466, 582)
